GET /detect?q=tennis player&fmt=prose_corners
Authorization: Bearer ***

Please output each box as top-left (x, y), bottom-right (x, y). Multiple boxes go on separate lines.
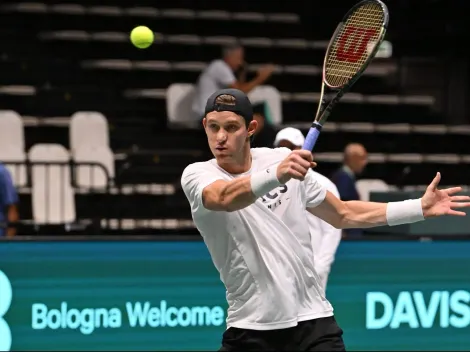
top-left (274, 127), bottom-right (342, 291)
top-left (181, 88), bottom-right (470, 351)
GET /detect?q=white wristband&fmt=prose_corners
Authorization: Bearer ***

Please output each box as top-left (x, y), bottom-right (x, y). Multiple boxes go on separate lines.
top-left (250, 167), bottom-right (282, 198)
top-left (386, 198), bottom-right (424, 226)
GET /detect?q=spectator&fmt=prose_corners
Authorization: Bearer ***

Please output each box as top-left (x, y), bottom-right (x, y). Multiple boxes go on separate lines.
top-left (274, 128), bottom-right (342, 291)
top-left (191, 44), bottom-right (274, 123)
top-left (0, 163), bottom-right (19, 237)
top-left (331, 143), bottom-right (368, 237)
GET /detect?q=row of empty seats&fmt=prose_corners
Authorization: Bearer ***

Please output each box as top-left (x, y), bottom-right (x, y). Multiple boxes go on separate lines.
top-left (1, 3), bottom-right (300, 23)
top-left (167, 84), bottom-right (283, 126)
top-left (1, 83), bottom-right (430, 106)
top-left (0, 110), bottom-right (114, 188)
top-left (0, 58), bottom-right (401, 97)
top-left (34, 31), bottom-right (378, 65)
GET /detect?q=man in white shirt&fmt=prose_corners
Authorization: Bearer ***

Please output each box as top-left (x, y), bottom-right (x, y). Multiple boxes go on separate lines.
top-left (191, 44), bottom-right (274, 120)
top-left (274, 127), bottom-right (342, 291)
top-left (181, 88), bottom-right (470, 351)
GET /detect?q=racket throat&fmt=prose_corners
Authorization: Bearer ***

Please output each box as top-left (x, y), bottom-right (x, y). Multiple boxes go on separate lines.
top-left (310, 122), bottom-right (323, 131)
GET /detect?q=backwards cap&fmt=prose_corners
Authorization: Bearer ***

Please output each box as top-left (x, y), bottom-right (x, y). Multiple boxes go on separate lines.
top-left (204, 88), bottom-right (253, 122)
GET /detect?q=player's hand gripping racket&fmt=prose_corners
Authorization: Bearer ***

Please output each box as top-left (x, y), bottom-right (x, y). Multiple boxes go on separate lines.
top-left (302, 0), bottom-right (389, 151)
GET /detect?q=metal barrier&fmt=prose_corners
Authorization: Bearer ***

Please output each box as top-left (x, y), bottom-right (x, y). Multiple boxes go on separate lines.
top-left (1, 160), bottom-right (112, 234)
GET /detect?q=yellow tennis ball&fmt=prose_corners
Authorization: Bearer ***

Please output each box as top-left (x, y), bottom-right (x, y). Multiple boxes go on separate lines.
top-left (130, 26), bottom-right (154, 49)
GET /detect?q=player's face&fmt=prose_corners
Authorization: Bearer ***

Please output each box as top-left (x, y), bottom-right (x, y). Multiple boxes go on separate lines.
top-left (203, 111), bottom-right (256, 162)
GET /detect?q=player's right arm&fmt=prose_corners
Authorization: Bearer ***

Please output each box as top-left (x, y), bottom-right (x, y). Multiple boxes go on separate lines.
top-left (202, 177), bottom-right (257, 212)
top-left (181, 150), bottom-right (315, 213)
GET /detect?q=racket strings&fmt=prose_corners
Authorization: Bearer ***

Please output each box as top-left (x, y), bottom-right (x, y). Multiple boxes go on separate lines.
top-left (325, 1), bottom-right (385, 88)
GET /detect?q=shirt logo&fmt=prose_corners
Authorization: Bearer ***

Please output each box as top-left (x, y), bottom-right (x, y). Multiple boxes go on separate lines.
top-left (261, 185), bottom-right (288, 211)
top-left (0, 270), bottom-right (12, 351)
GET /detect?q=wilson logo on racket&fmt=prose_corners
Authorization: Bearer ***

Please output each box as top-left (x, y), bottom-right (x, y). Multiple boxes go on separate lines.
top-left (336, 26), bottom-right (378, 63)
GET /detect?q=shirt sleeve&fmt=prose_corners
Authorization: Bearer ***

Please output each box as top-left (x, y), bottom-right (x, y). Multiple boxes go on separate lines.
top-left (315, 216), bottom-right (342, 274)
top-left (212, 61), bottom-right (236, 87)
top-left (325, 178), bottom-right (341, 199)
top-left (181, 163), bottom-right (222, 216)
top-left (0, 166), bottom-right (18, 206)
top-left (304, 169), bottom-right (327, 208)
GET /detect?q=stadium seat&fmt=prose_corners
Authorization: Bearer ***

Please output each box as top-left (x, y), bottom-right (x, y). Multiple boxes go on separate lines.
top-left (166, 83), bottom-right (197, 128)
top-left (0, 147), bottom-right (27, 188)
top-left (73, 145), bottom-right (115, 189)
top-left (69, 111), bottom-right (109, 152)
top-left (248, 85), bottom-right (283, 124)
top-left (0, 111), bottom-right (25, 150)
top-left (0, 0), bottom-right (468, 232)
top-left (29, 143), bottom-right (75, 224)
top-left (0, 110), bottom-right (27, 187)
top-left (355, 179), bottom-right (391, 201)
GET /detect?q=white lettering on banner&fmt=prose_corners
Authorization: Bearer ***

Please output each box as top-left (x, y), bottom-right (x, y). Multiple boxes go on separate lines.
top-left (366, 290), bottom-right (470, 330)
top-left (31, 300), bottom-right (225, 335)
top-left (32, 303), bottom-right (122, 335)
top-left (126, 301), bottom-right (224, 328)
top-left (0, 270), bottom-right (12, 351)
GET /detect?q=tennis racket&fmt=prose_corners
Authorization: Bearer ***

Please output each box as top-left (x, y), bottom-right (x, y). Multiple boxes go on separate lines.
top-left (302, 0), bottom-right (389, 151)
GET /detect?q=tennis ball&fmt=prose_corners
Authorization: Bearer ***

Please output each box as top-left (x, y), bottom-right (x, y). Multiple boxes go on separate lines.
top-left (130, 26), bottom-right (154, 49)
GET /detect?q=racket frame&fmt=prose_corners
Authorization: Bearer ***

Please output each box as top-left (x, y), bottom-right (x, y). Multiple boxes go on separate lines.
top-left (303, 0), bottom-right (389, 151)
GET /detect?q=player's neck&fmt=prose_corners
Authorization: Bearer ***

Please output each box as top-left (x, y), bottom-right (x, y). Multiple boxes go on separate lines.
top-left (216, 145), bottom-right (252, 175)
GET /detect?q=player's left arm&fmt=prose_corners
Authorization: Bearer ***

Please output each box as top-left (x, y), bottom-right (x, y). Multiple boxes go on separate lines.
top-left (314, 182), bottom-right (342, 275)
top-left (308, 172), bottom-right (470, 229)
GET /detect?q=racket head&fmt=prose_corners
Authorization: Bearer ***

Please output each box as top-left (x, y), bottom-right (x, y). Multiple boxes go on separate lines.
top-left (322, 0), bottom-right (389, 91)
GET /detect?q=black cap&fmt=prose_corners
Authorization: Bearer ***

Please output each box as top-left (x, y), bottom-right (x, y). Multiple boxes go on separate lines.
top-left (204, 88), bottom-right (253, 122)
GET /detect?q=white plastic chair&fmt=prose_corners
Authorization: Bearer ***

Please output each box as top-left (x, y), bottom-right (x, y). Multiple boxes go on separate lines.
top-left (70, 112), bottom-right (109, 152)
top-left (73, 145), bottom-right (114, 189)
top-left (248, 85), bottom-right (283, 124)
top-left (0, 110), bottom-right (27, 187)
top-left (29, 144), bottom-right (76, 224)
top-left (356, 179), bottom-right (390, 201)
top-left (0, 110), bottom-right (25, 151)
top-left (0, 147), bottom-right (27, 188)
top-left (166, 83), bottom-right (197, 127)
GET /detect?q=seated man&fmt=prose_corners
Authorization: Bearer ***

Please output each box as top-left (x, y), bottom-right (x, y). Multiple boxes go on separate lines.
top-left (191, 44), bottom-right (274, 123)
top-left (331, 143), bottom-right (368, 237)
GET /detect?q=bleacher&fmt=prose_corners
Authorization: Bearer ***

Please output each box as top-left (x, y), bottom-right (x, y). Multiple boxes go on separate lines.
top-left (0, 0), bottom-right (469, 234)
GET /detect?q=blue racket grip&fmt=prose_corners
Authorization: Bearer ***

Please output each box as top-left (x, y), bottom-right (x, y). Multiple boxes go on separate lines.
top-left (302, 123), bottom-right (322, 151)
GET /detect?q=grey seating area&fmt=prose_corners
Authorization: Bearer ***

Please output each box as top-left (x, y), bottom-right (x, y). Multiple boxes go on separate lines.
top-left (0, 0), bottom-right (468, 234)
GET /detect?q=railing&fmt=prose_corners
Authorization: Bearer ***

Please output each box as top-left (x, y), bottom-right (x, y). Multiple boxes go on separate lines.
top-left (1, 160), bottom-right (196, 236)
top-left (1, 160), bottom-right (113, 234)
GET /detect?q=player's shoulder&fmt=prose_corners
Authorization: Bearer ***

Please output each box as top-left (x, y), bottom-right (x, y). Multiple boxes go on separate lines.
top-left (182, 160), bottom-right (216, 178)
top-left (310, 170), bottom-right (339, 196)
top-left (252, 147), bottom-right (291, 162)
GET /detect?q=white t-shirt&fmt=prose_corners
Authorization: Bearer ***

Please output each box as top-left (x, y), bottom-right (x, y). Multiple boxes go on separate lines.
top-left (192, 59), bottom-right (236, 117)
top-left (181, 147), bottom-right (334, 331)
top-left (306, 171), bottom-right (342, 290)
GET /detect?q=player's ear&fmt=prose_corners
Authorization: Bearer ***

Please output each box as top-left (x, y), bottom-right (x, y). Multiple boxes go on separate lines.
top-left (202, 117), bottom-right (207, 129)
top-left (247, 119), bottom-right (258, 138)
